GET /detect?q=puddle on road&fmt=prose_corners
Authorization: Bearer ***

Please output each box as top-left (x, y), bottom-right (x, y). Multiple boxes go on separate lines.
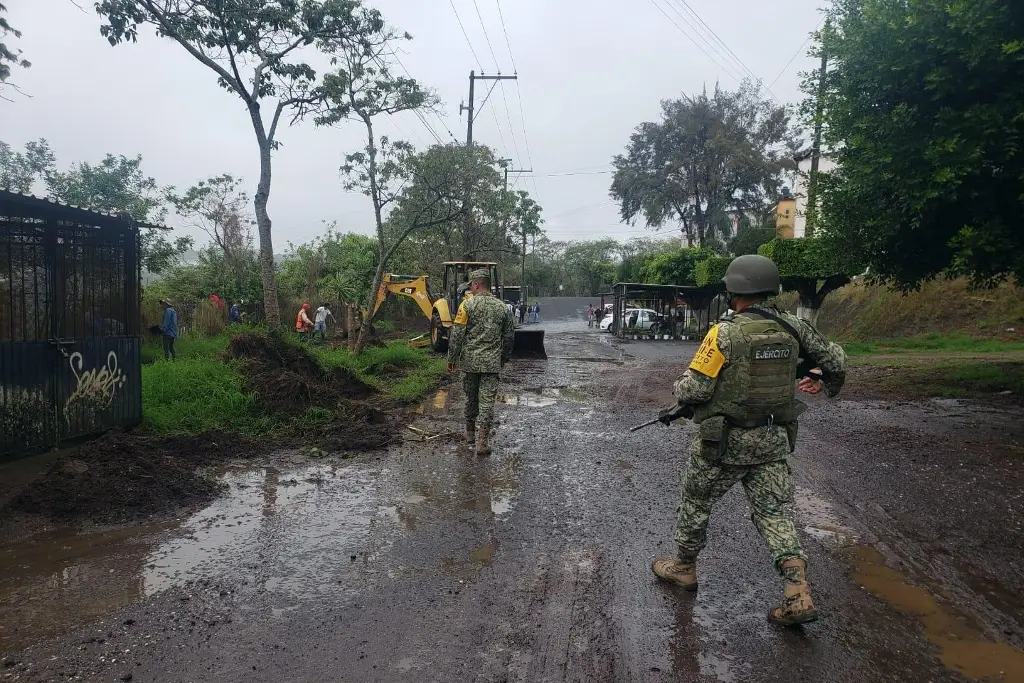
top-left (794, 486), bottom-right (859, 547)
top-left (498, 387), bottom-right (563, 407)
top-left (413, 389), bottom-right (450, 415)
top-left (852, 545), bottom-right (1024, 682)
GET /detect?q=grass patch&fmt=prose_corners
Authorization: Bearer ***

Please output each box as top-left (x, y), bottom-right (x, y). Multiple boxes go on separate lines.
top-left (878, 360), bottom-right (1024, 399)
top-left (842, 333), bottom-right (1024, 356)
top-left (140, 332), bottom-right (446, 437)
top-left (141, 356), bottom-right (273, 436)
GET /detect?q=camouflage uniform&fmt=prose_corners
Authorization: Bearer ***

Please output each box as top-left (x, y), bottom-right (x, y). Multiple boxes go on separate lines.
top-left (672, 302), bottom-right (847, 572)
top-left (447, 286), bottom-right (515, 429)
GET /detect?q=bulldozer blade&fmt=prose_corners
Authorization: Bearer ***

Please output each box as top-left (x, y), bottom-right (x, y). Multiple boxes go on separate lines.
top-left (512, 329), bottom-right (547, 359)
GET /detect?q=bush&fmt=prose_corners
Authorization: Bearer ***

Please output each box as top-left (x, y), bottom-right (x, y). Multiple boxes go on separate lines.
top-left (142, 357), bottom-right (261, 436)
top-left (694, 256), bottom-right (733, 286)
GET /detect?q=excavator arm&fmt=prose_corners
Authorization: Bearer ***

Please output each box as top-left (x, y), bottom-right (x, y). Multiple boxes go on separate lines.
top-left (369, 274), bottom-right (435, 321)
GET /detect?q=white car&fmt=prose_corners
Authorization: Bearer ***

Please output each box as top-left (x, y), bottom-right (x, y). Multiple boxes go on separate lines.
top-left (601, 308), bottom-right (663, 333)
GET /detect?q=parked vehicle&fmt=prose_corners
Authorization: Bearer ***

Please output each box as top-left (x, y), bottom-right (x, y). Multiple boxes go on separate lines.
top-left (600, 308), bottom-right (663, 333)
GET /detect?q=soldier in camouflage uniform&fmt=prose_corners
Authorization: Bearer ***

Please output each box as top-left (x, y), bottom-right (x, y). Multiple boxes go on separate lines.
top-left (651, 254), bottom-right (847, 627)
top-left (447, 269), bottom-right (516, 456)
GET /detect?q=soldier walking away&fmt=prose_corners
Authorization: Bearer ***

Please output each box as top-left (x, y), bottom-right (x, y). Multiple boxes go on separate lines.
top-left (447, 269), bottom-right (515, 456)
top-left (650, 254), bottom-right (847, 627)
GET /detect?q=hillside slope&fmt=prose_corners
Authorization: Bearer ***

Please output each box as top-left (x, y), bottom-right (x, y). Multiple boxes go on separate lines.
top-left (789, 279), bottom-right (1023, 341)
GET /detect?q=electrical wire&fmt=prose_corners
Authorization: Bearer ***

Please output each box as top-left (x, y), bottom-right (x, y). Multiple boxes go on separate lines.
top-left (449, 0), bottom-right (483, 70)
top-left (768, 16), bottom-right (825, 90)
top-left (645, 0), bottom-right (744, 84)
top-left (512, 81), bottom-right (539, 201)
top-left (666, 0), bottom-right (779, 101)
top-left (389, 51), bottom-right (459, 143)
top-left (472, 0), bottom-right (502, 71)
top-left (494, 0), bottom-right (518, 73)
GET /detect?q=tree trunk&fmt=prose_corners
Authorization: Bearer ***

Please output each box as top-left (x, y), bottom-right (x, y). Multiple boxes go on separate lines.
top-left (249, 106), bottom-right (281, 327)
top-left (354, 257), bottom-right (388, 354)
top-left (353, 117), bottom-right (384, 356)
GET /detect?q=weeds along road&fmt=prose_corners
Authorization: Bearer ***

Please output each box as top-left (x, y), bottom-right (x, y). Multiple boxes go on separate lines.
top-left (3, 309), bottom-right (1024, 682)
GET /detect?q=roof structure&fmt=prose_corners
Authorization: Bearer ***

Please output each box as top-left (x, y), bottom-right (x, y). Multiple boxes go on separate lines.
top-left (0, 190), bottom-right (168, 231)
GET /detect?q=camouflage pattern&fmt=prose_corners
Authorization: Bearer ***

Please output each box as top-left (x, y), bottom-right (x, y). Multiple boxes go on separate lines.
top-left (463, 372), bottom-right (500, 428)
top-left (447, 291), bottom-right (515, 374)
top-left (675, 437), bottom-right (806, 571)
top-left (673, 302), bottom-right (847, 466)
top-left (669, 301), bottom-right (846, 574)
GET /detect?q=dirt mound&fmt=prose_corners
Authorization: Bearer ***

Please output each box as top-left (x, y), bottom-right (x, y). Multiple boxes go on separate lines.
top-left (3, 431), bottom-right (252, 523)
top-left (229, 332), bottom-right (374, 416)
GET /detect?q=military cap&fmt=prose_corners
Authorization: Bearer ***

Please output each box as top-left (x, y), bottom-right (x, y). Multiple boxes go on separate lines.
top-left (469, 268), bottom-right (491, 281)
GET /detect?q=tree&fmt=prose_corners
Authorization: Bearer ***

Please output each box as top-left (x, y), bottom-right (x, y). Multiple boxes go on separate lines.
top-left (0, 138), bottom-right (54, 192)
top-left (45, 153), bottom-right (192, 274)
top-left (0, 2), bottom-right (30, 99)
top-left (311, 17), bottom-right (452, 352)
top-left (758, 238), bottom-right (859, 324)
top-left (641, 247), bottom-right (715, 286)
top-left (611, 81), bottom-right (799, 250)
top-left (167, 174), bottom-right (253, 278)
top-left (812, 0), bottom-right (1024, 289)
top-left (729, 216), bottom-right (776, 256)
top-left (278, 227), bottom-right (377, 305)
top-left (95, 0), bottom-right (378, 325)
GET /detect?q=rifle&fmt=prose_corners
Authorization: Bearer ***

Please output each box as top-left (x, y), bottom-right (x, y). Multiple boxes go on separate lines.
top-left (630, 403), bottom-right (695, 432)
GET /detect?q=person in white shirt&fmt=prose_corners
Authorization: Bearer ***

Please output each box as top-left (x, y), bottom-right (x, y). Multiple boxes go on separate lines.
top-left (313, 303), bottom-right (335, 343)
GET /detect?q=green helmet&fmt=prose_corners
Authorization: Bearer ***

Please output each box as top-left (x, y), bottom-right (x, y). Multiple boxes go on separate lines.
top-left (722, 255), bottom-right (781, 295)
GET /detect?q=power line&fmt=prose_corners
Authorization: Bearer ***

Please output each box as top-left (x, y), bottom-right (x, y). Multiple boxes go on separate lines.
top-left (645, 0), bottom-right (745, 84)
top-left (667, 0), bottom-right (779, 101)
top-left (494, 0), bottom-right (518, 73)
top-left (449, 0), bottom-right (483, 70)
top-left (660, 0), bottom-right (747, 85)
top-left (499, 83), bottom-right (524, 169)
top-left (768, 16), bottom-right (825, 90)
top-left (512, 81), bottom-right (539, 201)
top-left (471, 0), bottom-right (502, 71)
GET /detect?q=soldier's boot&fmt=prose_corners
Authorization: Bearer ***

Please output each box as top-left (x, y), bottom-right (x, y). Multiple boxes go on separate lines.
top-left (769, 558), bottom-right (818, 626)
top-left (651, 557), bottom-right (698, 591)
top-left (465, 420), bottom-right (476, 445)
top-left (476, 428), bottom-right (492, 457)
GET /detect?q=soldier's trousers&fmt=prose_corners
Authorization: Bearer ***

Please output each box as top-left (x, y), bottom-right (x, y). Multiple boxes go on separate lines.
top-left (675, 439), bottom-right (805, 573)
top-left (463, 372), bottom-right (500, 428)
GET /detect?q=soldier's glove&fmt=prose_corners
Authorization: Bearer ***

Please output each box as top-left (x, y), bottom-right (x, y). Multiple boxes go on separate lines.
top-left (658, 403), bottom-right (694, 426)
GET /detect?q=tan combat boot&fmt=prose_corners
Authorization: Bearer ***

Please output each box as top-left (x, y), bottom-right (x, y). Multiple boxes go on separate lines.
top-left (476, 427), bottom-right (492, 456)
top-left (769, 557), bottom-right (818, 626)
top-left (465, 420), bottom-right (476, 445)
top-left (651, 557), bottom-right (698, 591)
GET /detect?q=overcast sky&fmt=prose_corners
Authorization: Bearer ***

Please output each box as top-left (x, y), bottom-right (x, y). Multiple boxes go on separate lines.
top-left (2, 0), bottom-right (825, 250)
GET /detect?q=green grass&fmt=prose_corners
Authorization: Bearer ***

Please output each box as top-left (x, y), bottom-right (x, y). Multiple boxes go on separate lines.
top-left (141, 356), bottom-right (272, 436)
top-left (871, 360), bottom-right (1024, 399)
top-left (140, 332), bottom-right (446, 437)
top-left (842, 332), bottom-right (1024, 356)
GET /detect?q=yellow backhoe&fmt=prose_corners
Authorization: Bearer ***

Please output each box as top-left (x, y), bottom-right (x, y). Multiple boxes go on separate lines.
top-left (368, 261), bottom-right (546, 358)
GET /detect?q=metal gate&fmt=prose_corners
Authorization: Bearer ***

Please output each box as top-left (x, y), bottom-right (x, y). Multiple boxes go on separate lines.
top-left (1, 192), bottom-right (142, 457)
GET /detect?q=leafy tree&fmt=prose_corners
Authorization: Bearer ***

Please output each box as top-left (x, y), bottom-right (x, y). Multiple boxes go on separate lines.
top-left (311, 19), bottom-right (454, 352)
top-left (0, 2), bottom-right (30, 96)
top-left (0, 138), bottom-right (54, 192)
top-left (812, 0), bottom-right (1024, 289)
top-left (641, 247), bottom-right (716, 286)
top-left (729, 216), bottom-right (776, 256)
top-left (278, 228), bottom-right (377, 305)
top-left (95, 0), bottom-right (383, 325)
top-left (167, 174), bottom-right (253, 278)
top-left (45, 154), bottom-right (192, 274)
top-left (611, 80), bottom-right (799, 249)
top-left (758, 238), bottom-right (859, 324)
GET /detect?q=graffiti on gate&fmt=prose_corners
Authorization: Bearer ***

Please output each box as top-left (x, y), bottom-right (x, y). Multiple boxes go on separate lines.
top-left (64, 351), bottom-right (127, 423)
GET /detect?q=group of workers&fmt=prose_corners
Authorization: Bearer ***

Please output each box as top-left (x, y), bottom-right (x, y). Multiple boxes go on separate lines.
top-left (295, 302), bottom-right (336, 342)
top-left (446, 256), bottom-right (847, 627)
top-left (505, 300), bottom-right (541, 325)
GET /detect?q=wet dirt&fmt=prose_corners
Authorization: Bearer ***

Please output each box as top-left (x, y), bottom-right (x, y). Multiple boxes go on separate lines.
top-left (229, 332), bottom-right (374, 416)
top-left (2, 319), bottom-right (1024, 682)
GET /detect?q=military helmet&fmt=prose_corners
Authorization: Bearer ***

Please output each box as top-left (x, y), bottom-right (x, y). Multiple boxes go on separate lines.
top-left (722, 255), bottom-right (781, 295)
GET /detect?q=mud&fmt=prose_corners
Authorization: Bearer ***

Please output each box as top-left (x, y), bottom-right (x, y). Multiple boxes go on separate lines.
top-left (2, 317), bottom-right (1024, 682)
top-left (228, 332), bottom-right (373, 416)
top-left (1, 431), bottom-right (251, 526)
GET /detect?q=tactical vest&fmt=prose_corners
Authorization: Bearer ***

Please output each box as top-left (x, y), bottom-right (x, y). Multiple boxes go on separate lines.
top-left (692, 313), bottom-right (807, 428)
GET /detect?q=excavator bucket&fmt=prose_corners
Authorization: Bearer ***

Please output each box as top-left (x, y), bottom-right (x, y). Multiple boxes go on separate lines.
top-left (513, 328), bottom-right (547, 359)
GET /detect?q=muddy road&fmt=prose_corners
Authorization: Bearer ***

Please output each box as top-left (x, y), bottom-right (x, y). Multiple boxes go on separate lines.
top-left (3, 316), bottom-right (1024, 682)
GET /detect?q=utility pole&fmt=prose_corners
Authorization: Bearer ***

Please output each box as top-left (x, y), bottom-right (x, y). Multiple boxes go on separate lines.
top-left (805, 20), bottom-right (830, 239)
top-left (459, 71), bottom-right (518, 147)
top-left (458, 71), bottom-right (517, 259)
top-left (497, 160), bottom-right (533, 286)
